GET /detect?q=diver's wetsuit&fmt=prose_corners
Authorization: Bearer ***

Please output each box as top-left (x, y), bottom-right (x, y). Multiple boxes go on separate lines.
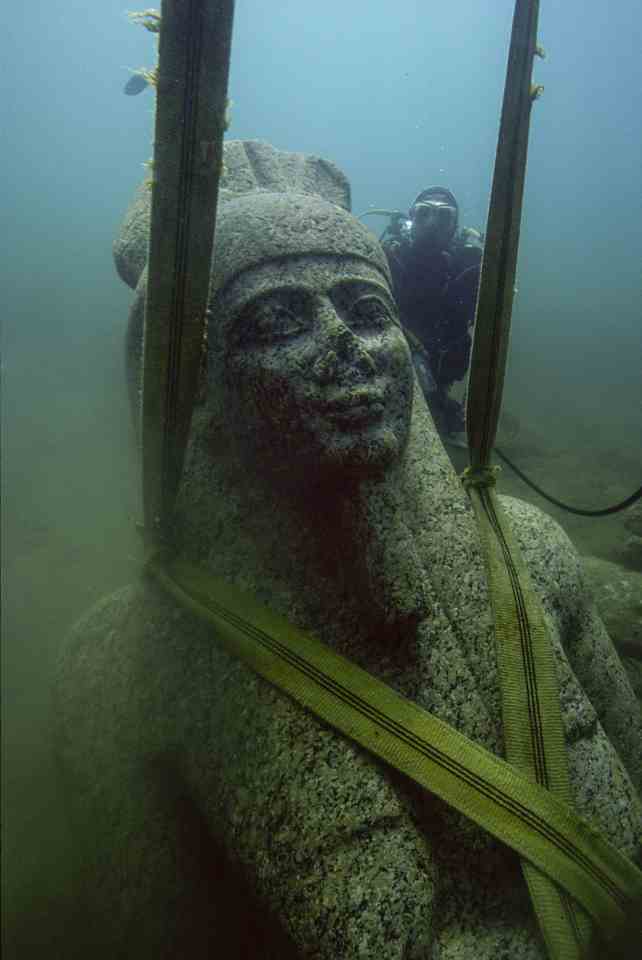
top-left (382, 218), bottom-right (483, 434)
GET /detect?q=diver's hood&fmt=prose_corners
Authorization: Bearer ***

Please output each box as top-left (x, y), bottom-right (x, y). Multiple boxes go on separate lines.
top-left (409, 186), bottom-right (459, 232)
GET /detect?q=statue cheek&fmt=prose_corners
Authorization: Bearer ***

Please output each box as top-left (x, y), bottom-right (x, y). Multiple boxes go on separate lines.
top-left (376, 332), bottom-right (413, 378)
top-left (223, 353), bottom-right (270, 418)
top-left (235, 358), bottom-right (299, 421)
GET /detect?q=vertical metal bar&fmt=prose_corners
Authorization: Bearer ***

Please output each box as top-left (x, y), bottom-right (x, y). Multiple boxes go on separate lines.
top-left (142, 0), bottom-right (235, 545)
top-left (466, 0), bottom-right (540, 467)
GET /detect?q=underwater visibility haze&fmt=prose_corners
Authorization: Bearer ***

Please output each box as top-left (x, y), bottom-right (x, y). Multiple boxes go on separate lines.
top-left (1, 1), bottom-right (641, 955)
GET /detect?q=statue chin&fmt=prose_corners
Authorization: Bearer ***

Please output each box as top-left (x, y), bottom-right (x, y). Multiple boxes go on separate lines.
top-left (225, 418), bottom-right (408, 493)
top-left (223, 386), bottom-right (414, 489)
top-left (312, 422), bottom-right (408, 477)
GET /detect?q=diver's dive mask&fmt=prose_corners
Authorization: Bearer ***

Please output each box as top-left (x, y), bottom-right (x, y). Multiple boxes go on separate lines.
top-left (410, 200), bottom-right (457, 249)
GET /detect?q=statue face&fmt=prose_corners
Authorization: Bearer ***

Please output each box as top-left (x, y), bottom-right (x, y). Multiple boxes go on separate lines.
top-left (214, 257), bottom-right (414, 475)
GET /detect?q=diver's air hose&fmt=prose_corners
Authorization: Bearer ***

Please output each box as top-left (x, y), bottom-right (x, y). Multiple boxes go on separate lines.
top-left (493, 447), bottom-right (642, 517)
top-left (445, 440), bottom-right (642, 518)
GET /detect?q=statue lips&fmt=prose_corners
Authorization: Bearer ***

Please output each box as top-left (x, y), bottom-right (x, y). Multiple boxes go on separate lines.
top-left (325, 388), bottom-right (386, 425)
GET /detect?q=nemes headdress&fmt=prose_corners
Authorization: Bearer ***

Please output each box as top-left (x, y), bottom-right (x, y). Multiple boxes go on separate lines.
top-left (209, 190), bottom-right (392, 302)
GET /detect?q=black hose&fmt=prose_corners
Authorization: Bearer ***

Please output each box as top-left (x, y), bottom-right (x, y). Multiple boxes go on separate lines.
top-left (493, 446), bottom-right (642, 517)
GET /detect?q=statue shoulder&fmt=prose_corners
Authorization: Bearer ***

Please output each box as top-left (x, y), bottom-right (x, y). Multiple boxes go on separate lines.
top-left (498, 493), bottom-right (604, 634)
top-left (52, 579), bottom-right (223, 955)
top-left (57, 581), bottom-right (144, 686)
top-left (498, 495), bottom-right (580, 587)
top-left (55, 583), bottom-right (145, 761)
top-left (54, 579), bottom-right (183, 779)
top-left (498, 495), bottom-right (642, 788)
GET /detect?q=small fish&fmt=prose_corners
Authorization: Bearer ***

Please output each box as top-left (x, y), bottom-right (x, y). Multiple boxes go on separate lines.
top-left (123, 72), bottom-right (149, 96)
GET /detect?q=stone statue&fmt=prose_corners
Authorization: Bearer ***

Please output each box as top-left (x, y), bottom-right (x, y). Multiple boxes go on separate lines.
top-left (56, 141), bottom-right (641, 959)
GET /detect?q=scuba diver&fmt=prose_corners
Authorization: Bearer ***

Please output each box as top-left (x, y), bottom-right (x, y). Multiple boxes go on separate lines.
top-left (372, 187), bottom-right (483, 436)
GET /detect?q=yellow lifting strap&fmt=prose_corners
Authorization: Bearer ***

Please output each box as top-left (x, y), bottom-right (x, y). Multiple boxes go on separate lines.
top-left (463, 1), bottom-right (608, 956)
top-left (146, 551), bottom-right (642, 952)
top-left (464, 469), bottom-right (595, 957)
top-left (141, 0), bottom-right (234, 545)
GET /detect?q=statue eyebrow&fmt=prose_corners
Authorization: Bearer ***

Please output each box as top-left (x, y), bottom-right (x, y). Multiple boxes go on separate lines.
top-left (328, 277), bottom-right (396, 305)
top-left (238, 285), bottom-right (313, 312)
top-left (235, 277), bottom-right (396, 318)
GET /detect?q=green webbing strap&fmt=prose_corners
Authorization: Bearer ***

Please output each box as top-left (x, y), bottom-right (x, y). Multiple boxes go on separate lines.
top-left (463, 468), bottom-right (594, 957)
top-left (142, 0), bottom-right (234, 544)
top-left (461, 1), bottom-right (596, 954)
top-left (147, 552), bottom-right (642, 950)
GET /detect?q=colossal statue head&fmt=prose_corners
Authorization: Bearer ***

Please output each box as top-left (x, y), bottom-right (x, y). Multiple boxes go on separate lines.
top-left (204, 191), bottom-right (414, 478)
top-left (120, 142), bottom-right (418, 485)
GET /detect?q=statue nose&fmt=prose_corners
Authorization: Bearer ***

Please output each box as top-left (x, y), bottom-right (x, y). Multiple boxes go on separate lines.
top-left (318, 301), bottom-right (361, 355)
top-left (321, 308), bottom-right (351, 349)
top-left (312, 301), bottom-right (376, 383)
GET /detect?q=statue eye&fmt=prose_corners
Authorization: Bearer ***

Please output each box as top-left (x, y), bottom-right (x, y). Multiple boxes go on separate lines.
top-left (252, 302), bottom-right (304, 341)
top-left (349, 295), bottom-right (392, 331)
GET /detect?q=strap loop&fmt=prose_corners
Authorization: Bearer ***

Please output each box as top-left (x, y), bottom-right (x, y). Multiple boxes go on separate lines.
top-left (461, 464), bottom-right (501, 490)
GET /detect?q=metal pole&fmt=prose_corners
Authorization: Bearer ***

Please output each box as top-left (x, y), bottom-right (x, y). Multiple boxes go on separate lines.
top-left (141, 0), bottom-right (235, 546)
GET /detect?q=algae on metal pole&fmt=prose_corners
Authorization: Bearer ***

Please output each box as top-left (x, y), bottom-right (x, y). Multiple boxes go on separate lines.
top-left (126, 8), bottom-right (161, 33)
top-left (129, 6), bottom-right (232, 186)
